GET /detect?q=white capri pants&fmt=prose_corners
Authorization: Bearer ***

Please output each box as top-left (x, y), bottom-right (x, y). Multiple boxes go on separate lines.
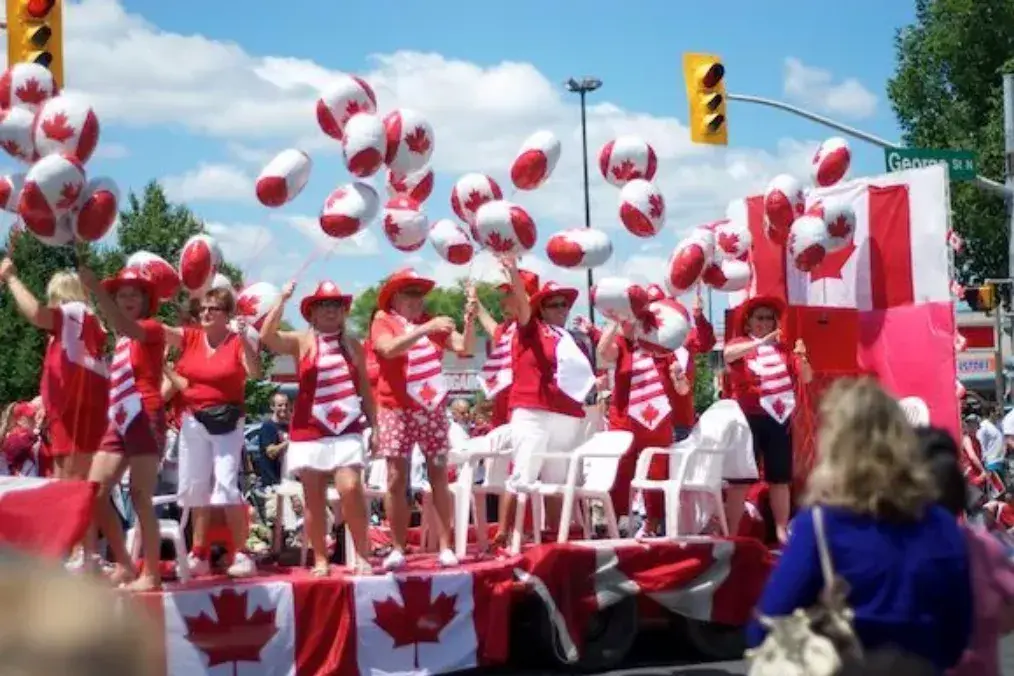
top-left (507, 408), bottom-right (587, 491)
top-left (177, 412), bottom-right (245, 507)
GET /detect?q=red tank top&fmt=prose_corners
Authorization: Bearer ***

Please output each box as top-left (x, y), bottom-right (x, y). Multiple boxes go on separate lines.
top-left (42, 302), bottom-right (109, 423)
top-left (290, 336), bottom-right (366, 442)
top-left (175, 327), bottom-right (247, 412)
top-left (508, 319), bottom-right (587, 419)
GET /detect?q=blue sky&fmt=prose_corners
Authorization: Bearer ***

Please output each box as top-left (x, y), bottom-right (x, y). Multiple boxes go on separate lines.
top-left (3, 0), bottom-right (922, 329)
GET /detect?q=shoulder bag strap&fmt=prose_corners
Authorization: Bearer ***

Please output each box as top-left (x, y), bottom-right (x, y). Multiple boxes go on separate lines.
top-left (812, 506), bottom-right (838, 598)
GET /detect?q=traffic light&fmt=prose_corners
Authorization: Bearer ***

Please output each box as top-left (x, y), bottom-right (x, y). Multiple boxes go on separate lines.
top-left (963, 284), bottom-right (999, 312)
top-left (6, 0), bottom-right (64, 89)
top-left (682, 53), bottom-right (727, 146)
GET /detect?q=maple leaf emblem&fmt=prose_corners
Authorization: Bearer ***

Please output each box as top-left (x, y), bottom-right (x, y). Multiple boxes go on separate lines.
top-left (343, 100), bottom-right (364, 125)
top-left (484, 374), bottom-right (499, 388)
top-left (771, 398), bottom-right (787, 418)
top-left (41, 112), bottom-right (75, 143)
top-left (828, 214), bottom-right (851, 238)
top-left (372, 577), bottom-right (457, 669)
top-left (183, 588), bottom-right (278, 670)
top-left (15, 78), bottom-right (47, 105)
top-left (793, 191), bottom-right (806, 215)
top-left (114, 406), bottom-right (127, 427)
top-left (463, 189), bottom-right (486, 215)
top-left (647, 193), bottom-right (664, 219)
top-left (809, 241), bottom-right (857, 282)
top-left (326, 188), bottom-right (347, 210)
top-left (326, 406), bottom-right (346, 427)
top-left (485, 231), bottom-right (513, 253)
top-left (611, 159), bottom-right (638, 181)
top-left (384, 214), bottom-right (401, 240)
top-left (404, 126), bottom-right (431, 154)
top-left (418, 381), bottom-right (437, 404)
top-left (641, 403), bottom-right (659, 423)
top-left (717, 231), bottom-right (740, 253)
top-left (56, 182), bottom-right (81, 210)
top-left (0, 139), bottom-right (22, 158)
top-left (236, 295), bottom-right (258, 317)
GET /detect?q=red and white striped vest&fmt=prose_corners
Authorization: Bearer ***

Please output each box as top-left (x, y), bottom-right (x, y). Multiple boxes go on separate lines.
top-left (108, 337), bottom-right (143, 434)
top-left (627, 347), bottom-right (671, 431)
top-left (402, 319), bottom-right (447, 411)
top-left (480, 322), bottom-right (515, 399)
top-left (311, 333), bottom-right (361, 436)
top-left (745, 342), bottom-right (796, 424)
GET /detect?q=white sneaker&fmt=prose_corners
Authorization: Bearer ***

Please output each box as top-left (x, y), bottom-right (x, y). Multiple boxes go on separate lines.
top-left (227, 551), bottom-right (257, 578)
top-left (382, 549), bottom-right (406, 571)
top-left (186, 553), bottom-right (210, 578)
top-left (437, 549), bottom-right (458, 568)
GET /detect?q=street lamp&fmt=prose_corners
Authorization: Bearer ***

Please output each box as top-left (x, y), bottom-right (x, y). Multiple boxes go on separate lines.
top-left (565, 77), bottom-right (602, 325)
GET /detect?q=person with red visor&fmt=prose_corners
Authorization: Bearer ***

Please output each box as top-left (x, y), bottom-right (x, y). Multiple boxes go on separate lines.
top-left (596, 284), bottom-right (715, 537)
top-left (259, 280), bottom-right (375, 576)
top-left (0, 401), bottom-right (40, 476)
top-left (369, 268), bottom-right (477, 570)
top-left (723, 296), bottom-right (811, 544)
top-left (495, 256), bottom-right (596, 551)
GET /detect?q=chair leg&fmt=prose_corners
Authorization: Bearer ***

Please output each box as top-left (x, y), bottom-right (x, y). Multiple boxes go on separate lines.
top-left (665, 489), bottom-right (680, 539)
top-left (172, 528), bottom-right (190, 583)
top-left (557, 494), bottom-right (575, 544)
top-left (453, 485), bottom-right (471, 559)
top-left (510, 494), bottom-right (527, 555)
top-left (601, 497), bottom-right (620, 539)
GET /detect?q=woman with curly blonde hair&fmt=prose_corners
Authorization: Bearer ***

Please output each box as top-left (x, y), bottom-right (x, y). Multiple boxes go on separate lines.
top-left (746, 378), bottom-right (973, 672)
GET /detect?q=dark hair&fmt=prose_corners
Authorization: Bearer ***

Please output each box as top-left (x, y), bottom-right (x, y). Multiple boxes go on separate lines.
top-left (915, 426), bottom-right (967, 515)
top-left (203, 287), bottom-right (235, 315)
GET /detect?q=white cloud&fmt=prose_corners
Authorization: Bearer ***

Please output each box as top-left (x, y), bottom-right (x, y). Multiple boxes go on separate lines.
top-left (204, 221), bottom-right (274, 264)
top-left (92, 142), bottom-right (129, 159)
top-left (160, 163), bottom-right (252, 203)
top-left (782, 57), bottom-right (877, 119)
top-left (278, 215), bottom-right (381, 257)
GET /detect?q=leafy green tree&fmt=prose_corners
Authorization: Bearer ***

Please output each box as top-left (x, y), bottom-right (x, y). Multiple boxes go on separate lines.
top-left (887, 0), bottom-right (1014, 286)
top-left (348, 280), bottom-right (503, 337)
top-left (692, 353), bottom-right (716, 413)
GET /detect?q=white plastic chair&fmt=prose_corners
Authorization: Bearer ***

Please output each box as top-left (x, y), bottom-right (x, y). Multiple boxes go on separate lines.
top-left (631, 400), bottom-right (750, 538)
top-left (510, 430), bottom-right (634, 554)
top-left (125, 494), bottom-right (190, 583)
top-left (450, 426), bottom-right (515, 559)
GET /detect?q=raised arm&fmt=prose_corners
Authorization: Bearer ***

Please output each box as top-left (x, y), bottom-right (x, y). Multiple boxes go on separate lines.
top-left (259, 280), bottom-right (302, 357)
top-left (77, 265), bottom-right (146, 341)
top-left (0, 258), bottom-right (54, 331)
top-left (475, 300), bottom-right (499, 337)
top-left (448, 285), bottom-right (478, 356)
top-left (239, 319), bottom-right (263, 380)
top-left (595, 321), bottom-right (622, 366)
top-left (501, 256), bottom-right (531, 326)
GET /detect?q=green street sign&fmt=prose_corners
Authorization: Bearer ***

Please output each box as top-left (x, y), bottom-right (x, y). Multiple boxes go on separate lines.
top-left (884, 147), bottom-right (977, 181)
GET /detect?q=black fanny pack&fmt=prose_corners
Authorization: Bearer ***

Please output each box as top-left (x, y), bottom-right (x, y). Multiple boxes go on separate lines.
top-left (194, 404), bottom-right (243, 435)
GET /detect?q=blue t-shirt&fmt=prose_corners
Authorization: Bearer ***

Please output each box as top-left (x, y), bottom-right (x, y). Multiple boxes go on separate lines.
top-left (257, 420), bottom-right (288, 481)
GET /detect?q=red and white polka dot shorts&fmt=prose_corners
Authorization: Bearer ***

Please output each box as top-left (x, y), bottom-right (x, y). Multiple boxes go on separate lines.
top-left (376, 407), bottom-right (450, 460)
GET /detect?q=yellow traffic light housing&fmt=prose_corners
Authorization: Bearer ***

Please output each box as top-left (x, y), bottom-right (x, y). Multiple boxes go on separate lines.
top-left (6, 0), bottom-right (64, 89)
top-left (981, 284), bottom-right (998, 311)
top-left (682, 53), bottom-right (727, 146)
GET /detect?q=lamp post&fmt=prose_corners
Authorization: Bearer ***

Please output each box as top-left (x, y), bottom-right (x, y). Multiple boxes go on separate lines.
top-left (565, 76), bottom-right (602, 325)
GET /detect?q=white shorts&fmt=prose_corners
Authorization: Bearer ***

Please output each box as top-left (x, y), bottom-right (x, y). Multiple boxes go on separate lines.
top-left (176, 412), bottom-right (245, 508)
top-left (287, 434), bottom-right (365, 477)
top-left (507, 408), bottom-right (587, 491)
top-left (476, 424), bottom-right (515, 487)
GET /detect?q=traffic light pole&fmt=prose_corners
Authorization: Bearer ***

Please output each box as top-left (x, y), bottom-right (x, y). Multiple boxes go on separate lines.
top-left (987, 279), bottom-right (1013, 403)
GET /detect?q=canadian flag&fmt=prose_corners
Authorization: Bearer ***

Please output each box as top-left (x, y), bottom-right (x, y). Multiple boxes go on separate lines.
top-left (731, 165), bottom-right (959, 437)
top-left (0, 477), bottom-right (95, 557)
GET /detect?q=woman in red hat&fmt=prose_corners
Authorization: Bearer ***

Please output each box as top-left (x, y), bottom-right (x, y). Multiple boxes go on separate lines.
top-left (370, 268), bottom-right (477, 570)
top-left (495, 257), bottom-right (596, 549)
top-left (596, 286), bottom-right (715, 537)
top-left (73, 265), bottom-right (169, 590)
top-left (163, 285), bottom-right (262, 578)
top-left (723, 295), bottom-right (811, 544)
top-left (259, 280), bottom-right (375, 575)
top-left (0, 257), bottom-right (108, 570)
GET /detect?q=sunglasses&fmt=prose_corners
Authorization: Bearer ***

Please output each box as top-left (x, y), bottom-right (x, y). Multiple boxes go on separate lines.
top-left (400, 288), bottom-right (427, 299)
top-left (752, 313), bottom-right (777, 321)
top-left (315, 300), bottom-right (348, 310)
top-left (200, 306), bottom-right (227, 314)
top-left (543, 301), bottom-right (569, 310)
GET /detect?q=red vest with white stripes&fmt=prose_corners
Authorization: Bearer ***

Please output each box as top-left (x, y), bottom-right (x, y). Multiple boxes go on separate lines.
top-left (480, 321), bottom-right (515, 399)
top-left (608, 336), bottom-right (672, 435)
top-left (108, 337), bottom-right (144, 434)
top-left (290, 332), bottom-right (365, 442)
top-left (398, 316), bottom-right (448, 411)
top-left (727, 338), bottom-right (797, 424)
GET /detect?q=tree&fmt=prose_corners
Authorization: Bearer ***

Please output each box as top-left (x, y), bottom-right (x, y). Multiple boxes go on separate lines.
top-left (693, 353), bottom-right (716, 413)
top-left (887, 0), bottom-right (1014, 286)
top-left (348, 279), bottom-right (503, 337)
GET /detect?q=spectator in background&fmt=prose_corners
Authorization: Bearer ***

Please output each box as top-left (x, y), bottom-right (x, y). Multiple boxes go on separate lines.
top-left (976, 406), bottom-right (1005, 474)
top-left (449, 398), bottom-right (471, 432)
top-left (0, 401), bottom-right (40, 476)
top-left (256, 392), bottom-right (290, 486)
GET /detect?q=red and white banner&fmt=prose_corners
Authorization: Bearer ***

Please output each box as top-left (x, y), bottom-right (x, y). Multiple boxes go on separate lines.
top-left (0, 477), bottom-right (94, 557)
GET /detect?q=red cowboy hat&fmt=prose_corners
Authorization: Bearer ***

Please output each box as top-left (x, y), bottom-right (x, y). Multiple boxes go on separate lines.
top-left (737, 295), bottom-right (787, 333)
top-left (101, 268), bottom-right (159, 315)
top-left (377, 268), bottom-right (436, 312)
top-left (497, 269), bottom-right (540, 297)
top-left (529, 281), bottom-right (579, 312)
top-left (300, 280), bottom-right (353, 321)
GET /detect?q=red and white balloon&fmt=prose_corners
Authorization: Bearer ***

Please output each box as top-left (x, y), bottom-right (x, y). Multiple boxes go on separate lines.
top-left (341, 113), bottom-right (386, 178)
top-left (319, 182), bottom-right (380, 238)
top-left (787, 215), bottom-right (832, 272)
top-left (316, 75), bottom-right (377, 141)
top-left (710, 218), bottom-right (752, 261)
top-left (256, 149), bottom-right (311, 208)
top-left (17, 153), bottom-right (85, 238)
top-left (472, 200), bottom-right (537, 255)
top-left (428, 219), bottom-right (474, 265)
top-left (811, 137), bottom-right (851, 188)
top-left (634, 299), bottom-right (692, 354)
top-left (618, 179), bottom-right (665, 238)
top-left (666, 229), bottom-right (715, 296)
top-left (33, 95), bottom-right (100, 165)
top-left (236, 282), bottom-right (281, 330)
top-left (383, 109), bottom-right (434, 175)
top-left (178, 234), bottom-right (222, 297)
top-left (644, 283), bottom-right (666, 302)
top-left (0, 63), bottom-right (58, 112)
top-left (451, 173), bottom-right (503, 227)
top-left (701, 258), bottom-right (751, 292)
top-left (510, 130), bottom-right (561, 191)
top-left (546, 228), bottom-right (613, 269)
top-left (126, 250), bottom-right (180, 301)
top-left (806, 199), bottom-right (856, 253)
top-left (382, 196), bottom-right (428, 252)
top-left (386, 166), bottom-right (434, 204)
top-left (591, 277), bottom-right (650, 323)
top-left (0, 173), bottom-right (24, 212)
top-left (73, 177), bottom-right (118, 242)
top-left (598, 136), bottom-right (657, 187)
top-left (210, 273), bottom-right (234, 292)
top-left (28, 214), bottom-right (74, 247)
top-left (763, 174), bottom-right (806, 245)
top-left (0, 107), bottom-right (36, 163)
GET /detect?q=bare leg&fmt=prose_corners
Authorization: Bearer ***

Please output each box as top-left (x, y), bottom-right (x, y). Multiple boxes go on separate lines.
top-left (88, 451), bottom-right (132, 583)
top-left (124, 455), bottom-right (161, 591)
top-left (384, 457), bottom-right (410, 552)
top-left (493, 493), bottom-right (516, 548)
top-left (335, 467), bottom-right (372, 569)
top-left (300, 472), bottom-right (330, 574)
top-left (724, 483), bottom-right (749, 537)
top-left (225, 504), bottom-right (249, 551)
top-left (769, 483), bottom-right (791, 544)
top-left (66, 453), bottom-right (99, 571)
top-left (425, 461), bottom-right (453, 552)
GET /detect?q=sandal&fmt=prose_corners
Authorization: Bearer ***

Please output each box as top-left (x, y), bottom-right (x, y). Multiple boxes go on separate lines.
top-left (311, 563), bottom-right (331, 578)
top-left (121, 575), bottom-right (162, 593)
top-left (107, 565), bottom-right (137, 587)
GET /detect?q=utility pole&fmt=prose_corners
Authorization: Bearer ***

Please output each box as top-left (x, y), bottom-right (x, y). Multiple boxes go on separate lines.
top-left (565, 77), bottom-right (602, 325)
top-left (987, 279), bottom-right (1012, 403)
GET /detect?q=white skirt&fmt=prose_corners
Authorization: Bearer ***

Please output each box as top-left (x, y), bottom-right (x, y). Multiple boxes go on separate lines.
top-left (287, 434), bottom-right (365, 477)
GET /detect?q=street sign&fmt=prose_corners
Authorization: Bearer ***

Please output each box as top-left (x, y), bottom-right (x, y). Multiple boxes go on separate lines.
top-left (884, 147), bottom-right (977, 181)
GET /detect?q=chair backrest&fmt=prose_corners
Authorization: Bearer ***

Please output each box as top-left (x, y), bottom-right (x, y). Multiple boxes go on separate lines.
top-left (681, 400), bottom-right (751, 489)
top-left (579, 431), bottom-right (634, 492)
